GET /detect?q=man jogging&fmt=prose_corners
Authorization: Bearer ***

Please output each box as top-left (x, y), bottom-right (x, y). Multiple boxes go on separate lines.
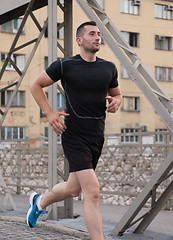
top-left (27, 21), bottom-right (122, 240)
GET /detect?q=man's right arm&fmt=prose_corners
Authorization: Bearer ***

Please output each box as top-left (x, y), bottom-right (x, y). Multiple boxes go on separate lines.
top-left (30, 70), bottom-right (68, 134)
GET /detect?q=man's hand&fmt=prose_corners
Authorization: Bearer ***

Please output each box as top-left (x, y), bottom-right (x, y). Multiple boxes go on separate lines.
top-left (47, 111), bottom-right (69, 135)
top-left (106, 96), bottom-right (119, 113)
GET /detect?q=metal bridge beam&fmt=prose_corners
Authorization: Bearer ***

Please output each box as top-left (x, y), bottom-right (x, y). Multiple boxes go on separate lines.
top-left (0, 0), bottom-right (48, 25)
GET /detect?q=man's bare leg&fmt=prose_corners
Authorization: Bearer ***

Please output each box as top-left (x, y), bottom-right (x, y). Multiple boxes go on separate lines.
top-left (40, 172), bottom-right (81, 208)
top-left (39, 169), bottom-right (104, 240)
top-left (76, 169), bottom-right (104, 240)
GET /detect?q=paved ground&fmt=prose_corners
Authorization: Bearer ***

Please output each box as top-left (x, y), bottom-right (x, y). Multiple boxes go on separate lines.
top-left (0, 220), bottom-right (82, 240)
top-left (0, 194), bottom-right (173, 240)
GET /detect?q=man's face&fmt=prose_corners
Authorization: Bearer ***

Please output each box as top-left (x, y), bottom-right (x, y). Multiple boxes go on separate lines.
top-left (77, 25), bottom-right (101, 53)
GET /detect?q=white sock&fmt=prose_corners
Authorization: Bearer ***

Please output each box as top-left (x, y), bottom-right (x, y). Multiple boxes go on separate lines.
top-left (36, 195), bottom-right (44, 211)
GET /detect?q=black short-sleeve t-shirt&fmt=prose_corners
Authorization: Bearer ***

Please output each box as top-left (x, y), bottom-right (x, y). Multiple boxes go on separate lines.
top-left (46, 54), bottom-right (118, 137)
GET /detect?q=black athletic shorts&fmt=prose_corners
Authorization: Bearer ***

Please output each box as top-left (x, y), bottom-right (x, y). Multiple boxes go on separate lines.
top-left (61, 131), bottom-right (104, 172)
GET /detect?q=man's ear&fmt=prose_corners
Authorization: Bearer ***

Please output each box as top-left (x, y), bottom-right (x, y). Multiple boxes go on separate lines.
top-left (76, 37), bottom-right (82, 46)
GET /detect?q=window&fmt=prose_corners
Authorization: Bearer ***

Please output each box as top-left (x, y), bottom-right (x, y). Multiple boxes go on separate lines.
top-left (40, 92), bottom-right (64, 118)
top-left (44, 126), bottom-right (61, 144)
top-left (155, 129), bottom-right (172, 143)
top-left (45, 23), bottom-right (64, 39)
top-left (155, 67), bottom-right (172, 82)
top-left (45, 127), bottom-right (48, 138)
top-left (57, 93), bottom-right (64, 108)
top-left (57, 25), bottom-right (64, 40)
top-left (155, 129), bottom-right (166, 143)
top-left (13, 54), bottom-right (25, 70)
top-left (0, 127), bottom-right (25, 140)
top-left (120, 0), bottom-right (140, 15)
top-left (1, 53), bottom-right (25, 71)
top-left (155, 35), bottom-right (172, 50)
top-left (1, 53), bottom-right (12, 70)
top-left (100, 36), bottom-right (105, 44)
top-left (121, 31), bottom-right (139, 47)
top-left (122, 96), bottom-right (140, 111)
top-left (155, 4), bottom-right (172, 20)
top-left (1, 19), bottom-right (24, 33)
top-left (0, 90), bottom-right (25, 107)
top-left (40, 92), bottom-right (48, 118)
top-left (121, 128), bottom-right (139, 143)
top-left (44, 57), bottom-right (48, 69)
top-left (121, 64), bottom-right (130, 79)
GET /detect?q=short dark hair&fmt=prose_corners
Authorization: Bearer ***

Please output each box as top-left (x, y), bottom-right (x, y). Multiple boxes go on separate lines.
top-left (76, 21), bottom-right (97, 37)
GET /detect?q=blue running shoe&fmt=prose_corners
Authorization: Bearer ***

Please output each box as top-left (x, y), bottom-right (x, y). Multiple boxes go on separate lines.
top-left (26, 192), bottom-right (44, 228)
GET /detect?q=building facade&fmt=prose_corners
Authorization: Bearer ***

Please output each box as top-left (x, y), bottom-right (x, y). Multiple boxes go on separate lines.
top-left (0, 0), bottom-right (173, 143)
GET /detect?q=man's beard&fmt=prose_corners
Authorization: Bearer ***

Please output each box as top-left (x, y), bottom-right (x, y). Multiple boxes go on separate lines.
top-left (90, 45), bottom-right (100, 53)
top-left (91, 47), bottom-right (100, 53)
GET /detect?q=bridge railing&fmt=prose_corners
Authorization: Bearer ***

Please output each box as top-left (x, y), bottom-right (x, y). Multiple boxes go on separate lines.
top-left (0, 131), bottom-right (172, 210)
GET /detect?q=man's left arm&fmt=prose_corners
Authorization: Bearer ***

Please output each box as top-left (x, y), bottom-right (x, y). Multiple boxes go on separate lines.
top-left (106, 86), bottom-right (122, 113)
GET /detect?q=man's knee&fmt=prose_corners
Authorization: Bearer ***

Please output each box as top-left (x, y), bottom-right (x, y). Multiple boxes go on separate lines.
top-left (68, 186), bottom-right (82, 197)
top-left (84, 183), bottom-right (100, 202)
top-left (76, 169), bottom-right (101, 202)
